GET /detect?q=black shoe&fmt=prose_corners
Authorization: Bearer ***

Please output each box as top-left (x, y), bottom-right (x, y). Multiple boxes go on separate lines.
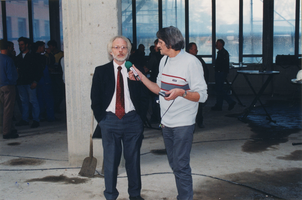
top-left (129, 196), bottom-right (144, 200)
top-left (30, 121), bottom-right (40, 128)
top-left (228, 102), bottom-right (236, 111)
top-left (3, 132), bottom-right (19, 139)
top-left (11, 129), bottom-right (18, 134)
top-left (211, 106), bottom-right (222, 111)
top-left (40, 118), bottom-right (46, 122)
top-left (15, 120), bottom-right (29, 126)
top-left (197, 123), bottom-right (205, 128)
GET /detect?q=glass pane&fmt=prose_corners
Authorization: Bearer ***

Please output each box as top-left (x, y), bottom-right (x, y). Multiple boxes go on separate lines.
top-left (243, 56), bottom-right (262, 64)
top-left (243, 0), bottom-right (263, 63)
top-left (0, 2), bottom-right (3, 39)
top-left (122, 0), bottom-right (133, 44)
top-left (299, 4), bottom-right (301, 55)
top-left (242, 56), bottom-right (262, 63)
top-left (189, 0), bottom-right (212, 56)
top-left (216, 0), bottom-right (239, 63)
top-left (32, 0), bottom-right (50, 43)
top-left (136, 0), bottom-right (158, 55)
top-left (59, 0), bottom-right (63, 51)
top-left (273, 0), bottom-right (295, 62)
top-left (163, 0), bottom-right (185, 39)
top-left (6, 0), bottom-right (29, 55)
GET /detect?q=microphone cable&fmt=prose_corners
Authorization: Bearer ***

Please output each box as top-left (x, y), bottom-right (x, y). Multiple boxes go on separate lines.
top-left (159, 99), bottom-right (175, 128)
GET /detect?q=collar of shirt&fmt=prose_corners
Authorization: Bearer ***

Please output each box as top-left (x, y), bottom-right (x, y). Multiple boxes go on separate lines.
top-left (113, 61), bottom-right (128, 79)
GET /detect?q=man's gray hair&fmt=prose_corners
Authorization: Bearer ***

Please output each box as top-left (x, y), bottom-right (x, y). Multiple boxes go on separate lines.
top-left (156, 26), bottom-right (184, 51)
top-left (107, 36), bottom-right (132, 61)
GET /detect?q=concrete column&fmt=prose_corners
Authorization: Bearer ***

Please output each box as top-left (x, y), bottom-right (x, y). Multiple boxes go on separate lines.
top-left (62, 0), bottom-right (121, 166)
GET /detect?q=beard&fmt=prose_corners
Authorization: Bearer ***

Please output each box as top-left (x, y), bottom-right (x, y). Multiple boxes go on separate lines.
top-left (112, 52), bottom-right (128, 62)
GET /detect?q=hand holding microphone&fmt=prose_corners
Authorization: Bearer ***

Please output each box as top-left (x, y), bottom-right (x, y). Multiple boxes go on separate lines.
top-left (125, 61), bottom-right (141, 81)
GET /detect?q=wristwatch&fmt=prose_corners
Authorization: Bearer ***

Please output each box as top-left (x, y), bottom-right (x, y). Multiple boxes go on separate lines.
top-left (182, 90), bottom-right (187, 98)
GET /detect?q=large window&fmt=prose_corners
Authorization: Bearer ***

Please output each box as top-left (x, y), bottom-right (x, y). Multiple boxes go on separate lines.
top-left (18, 18), bottom-right (27, 38)
top-left (6, 0), bottom-right (29, 55)
top-left (32, 0), bottom-right (50, 42)
top-left (216, 0), bottom-right (239, 63)
top-left (243, 0), bottom-right (263, 63)
top-left (1, 0), bottom-right (301, 64)
top-left (136, 0), bottom-right (158, 55)
top-left (33, 19), bottom-right (40, 39)
top-left (59, 0), bottom-right (63, 51)
top-left (163, 0), bottom-right (185, 39)
top-left (273, 0), bottom-right (296, 61)
top-left (6, 17), bottom-right (12, 39)
top-left (189, 0), bottom-right (212, 62)
top-left (44, 20), bottom-right (50, 37)
top-left (122, 1), bottom-right (133, 45)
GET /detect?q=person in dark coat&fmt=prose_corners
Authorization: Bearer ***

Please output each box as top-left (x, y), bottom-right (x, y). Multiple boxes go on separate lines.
top-left (211, 39), bottom-right (236, 111)
top-left (15, 37), bottom-right (43, 128)
top-left (91, 36), bottom-right (148, 200)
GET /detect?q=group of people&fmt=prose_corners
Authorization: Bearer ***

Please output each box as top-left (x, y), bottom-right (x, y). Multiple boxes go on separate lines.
top-left (0, 37), bottom-right (64, 139)
top-left (1, 25), bottom-right (236, 199)
top-left (90, 26), bottom-right (235, 200)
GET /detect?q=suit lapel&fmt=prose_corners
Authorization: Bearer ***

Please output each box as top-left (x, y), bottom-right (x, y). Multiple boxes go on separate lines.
top-left (108, 61), bottom-right (115, 94)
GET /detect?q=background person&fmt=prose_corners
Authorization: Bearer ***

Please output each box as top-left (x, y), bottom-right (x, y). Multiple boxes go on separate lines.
top-left (46, 40), bottom-right (64, 114)
top-left (0, 39), bottom-right (19, 139)
top-left (33, 41), bottom-right (55, 122)
top-left (187, 42), bottom-right (209, 128)
top-left (15, 37), bottom-right (42, 128)
top-left (211, 39), bottom-right (236, 111)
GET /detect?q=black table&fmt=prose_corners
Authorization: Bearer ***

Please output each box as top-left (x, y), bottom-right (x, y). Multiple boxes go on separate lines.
top-left (237, 70), bottom-right (280, 123)
top-left (226, 64), bottom-right (248, 106)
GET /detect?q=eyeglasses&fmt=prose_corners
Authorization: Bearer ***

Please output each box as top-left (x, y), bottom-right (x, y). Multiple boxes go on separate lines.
top-left (112, 46), bottom-right (128, 50)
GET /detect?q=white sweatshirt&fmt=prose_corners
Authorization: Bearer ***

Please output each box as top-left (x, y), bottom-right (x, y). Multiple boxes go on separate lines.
top-left (157, 49), bottom-right (208, 127)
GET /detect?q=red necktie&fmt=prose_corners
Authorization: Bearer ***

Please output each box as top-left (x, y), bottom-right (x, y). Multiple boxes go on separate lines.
top-left (115, 66), bottom-right (125, 119)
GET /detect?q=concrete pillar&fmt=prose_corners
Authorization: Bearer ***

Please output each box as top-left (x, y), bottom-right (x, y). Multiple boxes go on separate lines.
top-left (62, 0), bottom-right (121, 166)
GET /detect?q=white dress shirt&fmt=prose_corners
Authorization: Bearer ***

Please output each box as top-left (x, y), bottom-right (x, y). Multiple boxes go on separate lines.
top-left (106, 61), bottom-right (135, 114)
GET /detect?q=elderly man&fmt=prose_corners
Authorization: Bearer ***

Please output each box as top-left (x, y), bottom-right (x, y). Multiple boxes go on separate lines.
top-left (129, 26), bottom-right (208, 200)
top-left (91, 36), bottom-right (148, 200)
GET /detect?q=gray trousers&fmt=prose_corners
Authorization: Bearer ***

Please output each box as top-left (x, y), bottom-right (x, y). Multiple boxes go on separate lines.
top-left (162, 124), bottom-right (195, 200)
top-left (0, 85), bottom-right (16, 135)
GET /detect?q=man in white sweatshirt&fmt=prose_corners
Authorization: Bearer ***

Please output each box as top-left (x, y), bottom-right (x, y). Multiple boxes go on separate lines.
top-left (129, 26), bottom-right (208, 200)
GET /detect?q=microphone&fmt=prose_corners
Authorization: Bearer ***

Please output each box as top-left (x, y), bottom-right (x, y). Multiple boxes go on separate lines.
top-left (125, 61), bottom-right (141, 81)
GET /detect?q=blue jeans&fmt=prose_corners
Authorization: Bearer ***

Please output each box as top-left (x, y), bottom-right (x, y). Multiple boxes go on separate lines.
top-left (162, 124), bottom-right (195, 200)
top-left (100, 111), bottom-right (144, 200)
top-left (17, 84), bottom-right (40, 122)
top-left (214, 71), bottom-right (235, 108)
top-left (37, 83), bottom-right (55, 121)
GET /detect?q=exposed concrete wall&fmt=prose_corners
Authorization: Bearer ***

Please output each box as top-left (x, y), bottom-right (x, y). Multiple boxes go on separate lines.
top-left (62, 0), bottom-right (121, 166)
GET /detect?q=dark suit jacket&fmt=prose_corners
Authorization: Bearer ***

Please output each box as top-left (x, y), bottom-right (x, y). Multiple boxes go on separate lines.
top-left (15, 52), bottom-right (43, 85)
top-left (90, 61), bottom-right (149, 138)
top-left (215, 48), bottom-right (229, 73)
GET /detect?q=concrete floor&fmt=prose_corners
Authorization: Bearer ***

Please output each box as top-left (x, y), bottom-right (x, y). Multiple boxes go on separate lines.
top-left (0, 95), bottom-right (301, 200)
